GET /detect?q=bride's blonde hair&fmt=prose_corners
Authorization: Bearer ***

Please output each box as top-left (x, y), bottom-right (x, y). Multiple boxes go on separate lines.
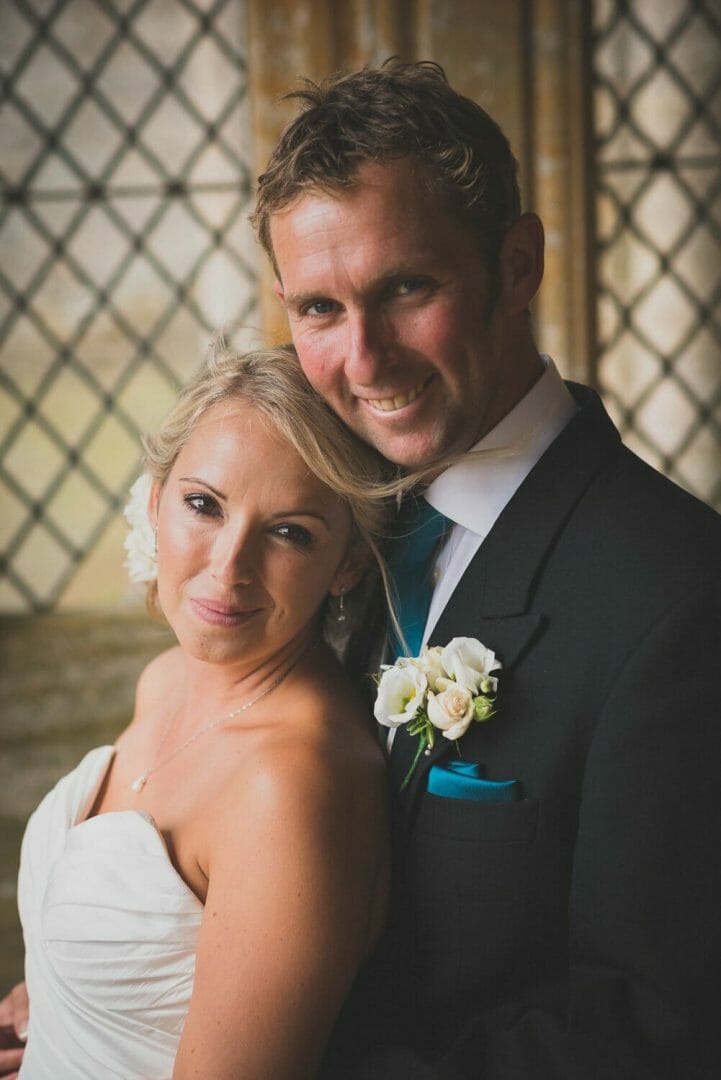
top-left (143, 338), bottom-right (399, 626)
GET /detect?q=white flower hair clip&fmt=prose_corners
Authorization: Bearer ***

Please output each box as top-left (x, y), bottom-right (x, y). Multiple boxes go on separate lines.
top-left (123, 473), bottom-right (157, 584)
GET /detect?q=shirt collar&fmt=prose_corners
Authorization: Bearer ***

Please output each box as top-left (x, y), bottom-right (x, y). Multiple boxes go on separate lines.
top-left (424, 356), bottom-right (577, 537)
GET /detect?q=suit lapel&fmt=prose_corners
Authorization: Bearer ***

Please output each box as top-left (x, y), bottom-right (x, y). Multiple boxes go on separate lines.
top-left (391, 386), bottom-right (624, 822)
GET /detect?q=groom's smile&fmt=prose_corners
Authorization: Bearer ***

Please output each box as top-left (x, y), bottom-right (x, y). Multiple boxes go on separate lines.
top-left (271, 158), bottom-right (521, 470)
top-left (364, 374), bottom-right (433, 414)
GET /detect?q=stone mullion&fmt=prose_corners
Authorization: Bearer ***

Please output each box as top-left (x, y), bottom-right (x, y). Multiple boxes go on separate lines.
top-left (530, 0), bottom-right (595, 381)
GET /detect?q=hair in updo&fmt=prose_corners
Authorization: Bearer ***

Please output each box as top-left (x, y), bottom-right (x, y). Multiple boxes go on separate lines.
top-left (143, 339), bottom-right (397, 621)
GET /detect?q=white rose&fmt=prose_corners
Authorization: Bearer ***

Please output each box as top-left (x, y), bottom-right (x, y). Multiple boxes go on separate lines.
top-left (417, 645), bottom-right (447, 691)
top-left (427, 684), bottom-right (475, 741)
top-left (374, 663), bottom-right (428, 729)
top-left (441, 637), bottom-right (501, 693)
top-left (123, 474), bottom-right (157, 584)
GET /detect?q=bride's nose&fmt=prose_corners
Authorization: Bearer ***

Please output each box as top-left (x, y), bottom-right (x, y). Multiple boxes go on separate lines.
top-left (209, 523), bottom-right (256, 585)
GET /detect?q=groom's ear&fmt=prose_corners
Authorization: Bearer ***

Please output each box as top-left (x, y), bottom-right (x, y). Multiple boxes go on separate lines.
top-left (499, 213), bottom-right (544, 316)
top-left (273, 279), bottom-right (285, 305)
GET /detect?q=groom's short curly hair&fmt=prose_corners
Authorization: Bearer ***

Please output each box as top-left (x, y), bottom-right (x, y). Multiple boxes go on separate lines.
top-left (252, 58), bottom-right (522, 274)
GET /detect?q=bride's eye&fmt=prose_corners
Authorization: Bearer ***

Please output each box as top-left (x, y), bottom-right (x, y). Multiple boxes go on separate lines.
top-left (184, 493), bottom-right (220, 516)
top-left (272, 523), bottom-right (314, 549)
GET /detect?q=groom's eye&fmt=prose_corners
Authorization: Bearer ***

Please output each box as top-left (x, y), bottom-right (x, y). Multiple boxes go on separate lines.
top-left (393, 276), bottom-right (433, 298)
top-left (304, 298), bottom-right (336, 316)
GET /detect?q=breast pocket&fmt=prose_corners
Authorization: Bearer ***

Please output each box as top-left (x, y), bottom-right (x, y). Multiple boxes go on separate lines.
top-left (396, 795), bottom-right (543, 1006)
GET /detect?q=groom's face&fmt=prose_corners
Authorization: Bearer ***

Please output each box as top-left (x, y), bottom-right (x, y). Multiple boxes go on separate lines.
top-left (270, 159), bottom-right (512, 470)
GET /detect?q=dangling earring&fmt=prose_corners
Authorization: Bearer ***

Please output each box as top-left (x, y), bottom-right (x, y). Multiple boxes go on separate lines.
top-left (153, 525), bottom-right (158, 557)
top-left (336, 589), bottom-right (346, 623)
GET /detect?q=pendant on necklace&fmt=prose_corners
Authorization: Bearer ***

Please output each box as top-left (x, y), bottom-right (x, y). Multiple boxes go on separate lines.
top-left (130, 773), bottom-right (148, 793)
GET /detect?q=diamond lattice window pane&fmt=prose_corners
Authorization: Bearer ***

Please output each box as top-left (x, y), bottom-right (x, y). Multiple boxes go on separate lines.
top-left (676, 328), bottom-right (721, 400)
top-left (110, 260), bottom-right (176, 335)
top-left (1, 211), bottom-right (52, 291)
top-left (594, 0), bottom-right (721, 511)
top-left (0, 479), bottom-right (30, 550)
top-left (632, 174), bottom-right (694, 253)
top-left (151, 306), bottom-right (215, 381)
top-left (674, 227), bottom-right (721, 301)
top-left (146, 201), bottom-right (212, 277)
top-left (630, 70), bottom-right (692, 146)
top-left (1, 0), bottom-right (255, 611)
top-left (595, 15), bottom-right (654, 91)
top-left (62, 99), bottom-right (125, 178)
top-left (115, 365), bottom-right (179, 433)
top-left (29, 154), bottom-right (81, 195)
top-left (96, 41), bottom-right (163, 125)
top-left (0, 319), bottom-right (57, 397)
top-left (29, 264), bottom-right (99, 341)
top-left (630, 0), bottom-right (688, 42)
top-left (138, 96), bottom-right (206, 176)
top-left (600, 232), bottom-right (660, 300)
top-left (10, 524), bottom-right (74, 600)
top-left (132, 0), bottom-right (199, 65)
top-left (44, 470), bottom-right (111, 549)
top-left (83, 414), bottom-right (144, 490)
top-left (668, 12), bottom-right (721, 95)
top-left (178, 37), bottom-right (241, 123)
top-left (0, 3), bottom-right (34, 68)
top-left (66, 207), bottom-right (133, 287)
top-left (635, 379), bottom-right (698, 457)
top-left (38, 367), bottom-right (103, 445)
top-left (598, 333), bottom-right (662, 407)
top-left (14, 45), bottom-right (81, 128)
top-left (3, 421), bottom-right (65, 499)
top-left (0, 106), bottom-right (45, 186)
top-left (632, 276), bottom-right (698, 353)
top-left (73, 311), bottom-right (138, 389)
top-left (52, 0), bottom-right (117, 70)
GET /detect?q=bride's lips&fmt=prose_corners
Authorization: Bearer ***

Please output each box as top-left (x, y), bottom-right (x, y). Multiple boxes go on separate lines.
top-left (190, 598), bottom-right (261, 627)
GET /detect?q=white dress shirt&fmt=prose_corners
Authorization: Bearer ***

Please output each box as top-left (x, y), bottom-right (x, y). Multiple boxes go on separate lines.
top-left (422, 356), bottom-right (577, 645)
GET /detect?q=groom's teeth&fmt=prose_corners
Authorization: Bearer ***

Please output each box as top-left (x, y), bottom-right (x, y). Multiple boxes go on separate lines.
top-left (369, 380), bottom-right (427, 412)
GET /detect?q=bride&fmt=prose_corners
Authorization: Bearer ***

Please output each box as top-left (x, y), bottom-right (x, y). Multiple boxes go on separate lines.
top-left (14, 343), bottom-right (392, 1079)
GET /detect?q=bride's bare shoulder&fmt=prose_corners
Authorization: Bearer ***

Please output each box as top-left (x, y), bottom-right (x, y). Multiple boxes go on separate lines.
top-left (242, 645), bottom-right (383, 807)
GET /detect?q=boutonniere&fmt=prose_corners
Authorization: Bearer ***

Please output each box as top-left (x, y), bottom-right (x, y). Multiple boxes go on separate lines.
top-left (374, 637), bottom-right (502, 790)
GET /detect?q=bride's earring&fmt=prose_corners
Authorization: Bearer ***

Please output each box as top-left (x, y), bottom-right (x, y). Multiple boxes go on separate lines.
top-left (336, 589), bottom-right (346, 623)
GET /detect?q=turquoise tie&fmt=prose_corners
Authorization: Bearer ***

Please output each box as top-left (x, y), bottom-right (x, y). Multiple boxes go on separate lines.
top-left (387, 496), bottom-right (451, 658)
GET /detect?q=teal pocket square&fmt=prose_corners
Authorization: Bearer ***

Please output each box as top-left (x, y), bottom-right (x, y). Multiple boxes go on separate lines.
top-left (428, 760), bottom-right (521, 802)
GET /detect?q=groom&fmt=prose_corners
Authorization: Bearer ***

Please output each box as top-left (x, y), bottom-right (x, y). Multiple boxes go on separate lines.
top-left (254, 60), bottom-right (721, 1078)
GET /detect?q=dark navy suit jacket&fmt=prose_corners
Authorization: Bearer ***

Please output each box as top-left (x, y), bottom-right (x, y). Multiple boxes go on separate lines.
top-left (321, 385), bottom-right (721, 1080)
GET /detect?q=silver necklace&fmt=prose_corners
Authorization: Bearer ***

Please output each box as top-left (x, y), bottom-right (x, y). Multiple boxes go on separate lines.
top-left (129, 646), bottom-right (314, 793)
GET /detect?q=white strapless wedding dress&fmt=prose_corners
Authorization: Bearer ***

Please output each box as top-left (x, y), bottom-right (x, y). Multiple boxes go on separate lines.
top-left (17, 746), bottom-right (203, 1079)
